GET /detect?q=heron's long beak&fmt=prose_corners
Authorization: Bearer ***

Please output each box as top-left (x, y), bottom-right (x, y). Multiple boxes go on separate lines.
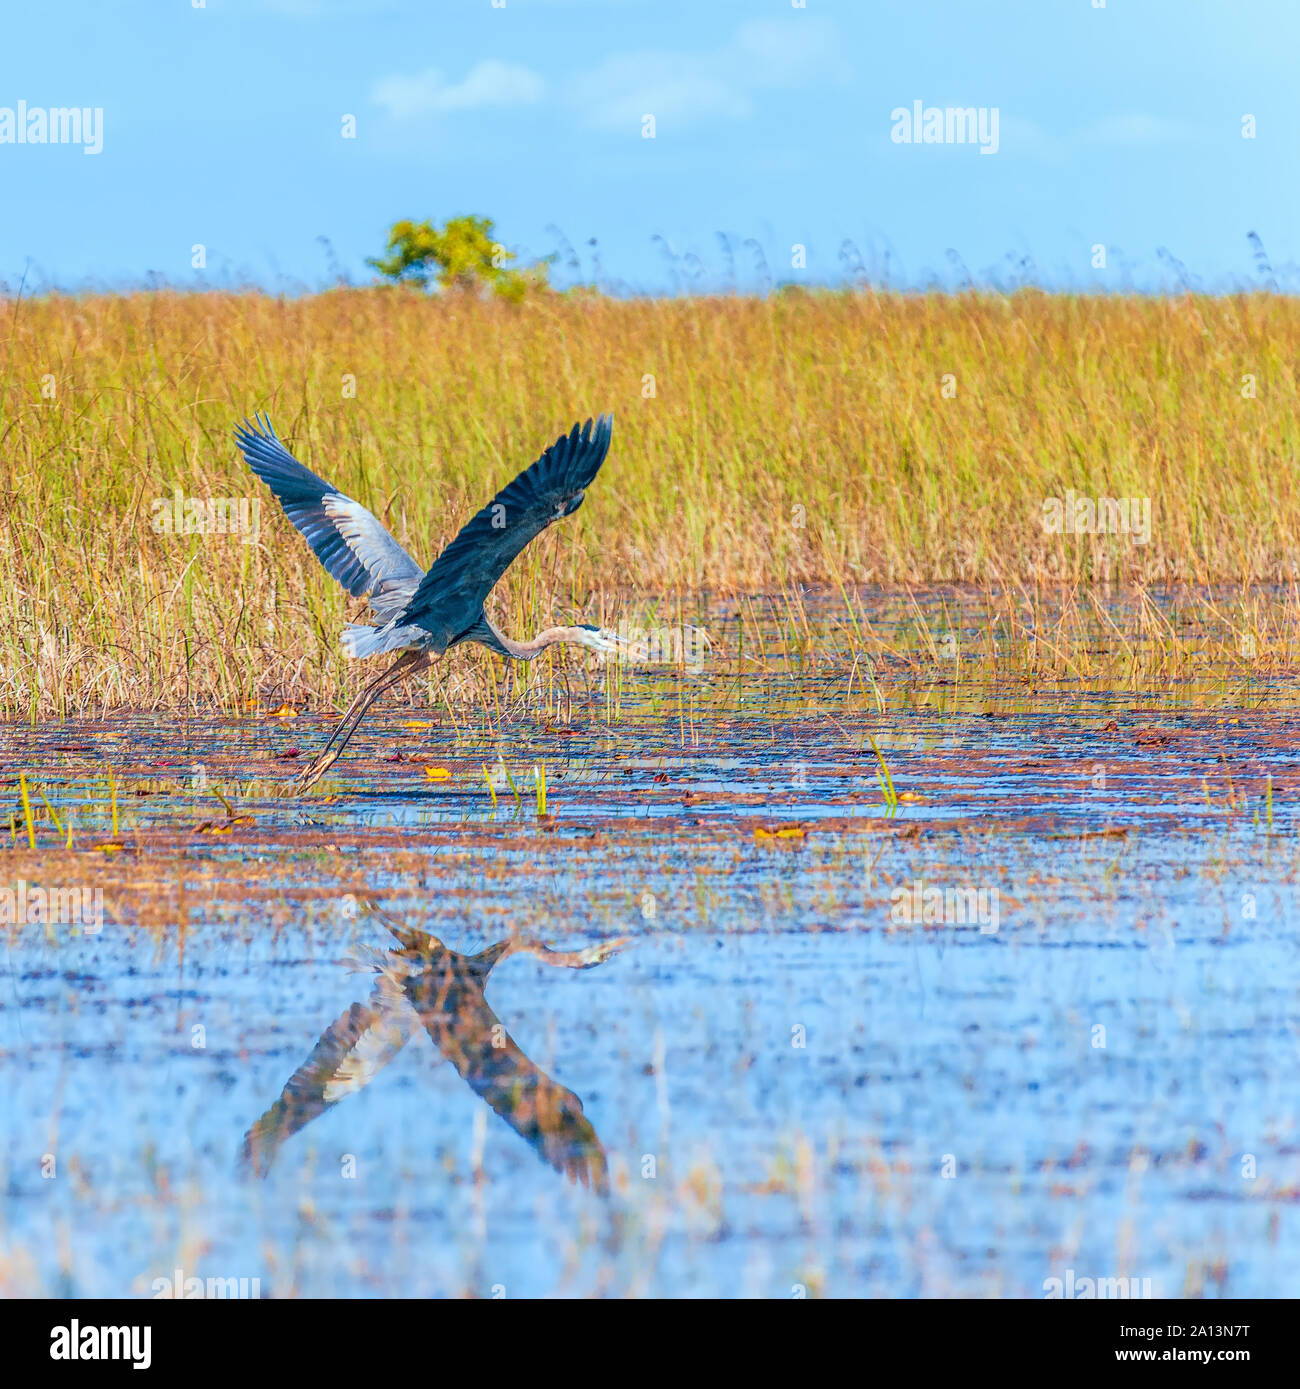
top-left (589, 628), bottom-right (628, 655)
top-left (514, 934), bottom-right (630, 969)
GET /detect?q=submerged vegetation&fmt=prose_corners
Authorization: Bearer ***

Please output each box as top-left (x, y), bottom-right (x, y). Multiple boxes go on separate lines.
top-left (2, 287), bottom-right (1299, 716)
top-left (4, 595), bottom-right (1298, 1295)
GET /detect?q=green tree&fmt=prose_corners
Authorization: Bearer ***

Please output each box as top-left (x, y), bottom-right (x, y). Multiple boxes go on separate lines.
top-left (367, 215), bottom-right (545, 301)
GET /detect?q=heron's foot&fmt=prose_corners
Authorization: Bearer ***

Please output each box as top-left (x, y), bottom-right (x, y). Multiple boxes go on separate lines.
top-left (292, 746), bottom-right (342, 794)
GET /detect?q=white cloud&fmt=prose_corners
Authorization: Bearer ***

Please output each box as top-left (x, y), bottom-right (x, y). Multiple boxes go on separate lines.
top-left (372, 18), bottom-right (839, 133)
top-left (573, 54), bottom-right (753, 131)
top-left (1078, 113), bottom-right (1191, 147)
top-left (981, 112), bottom-right (1194, 163)
top-left (373, 60), bottom-right (545, 120)
top-left (572, 16), bottom-right (845, 133)
top-left (732, 17), bottom-right (845, 87)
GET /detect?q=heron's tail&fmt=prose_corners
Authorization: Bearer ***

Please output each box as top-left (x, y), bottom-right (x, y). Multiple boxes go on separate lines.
top-left (340, 622), bottom-right (423, 659)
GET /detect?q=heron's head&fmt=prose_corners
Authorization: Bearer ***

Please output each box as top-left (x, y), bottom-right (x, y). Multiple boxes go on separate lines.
top-left (574, 623), bottom-right (625, 655)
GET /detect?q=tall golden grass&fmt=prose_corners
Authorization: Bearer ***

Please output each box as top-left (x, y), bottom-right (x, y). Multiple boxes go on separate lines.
top-left (2, 286), bottom-right (1298, 714)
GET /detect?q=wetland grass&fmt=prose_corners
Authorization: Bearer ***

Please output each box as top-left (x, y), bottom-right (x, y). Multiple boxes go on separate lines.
top-left (2, 288), bottom-right (1300, 718)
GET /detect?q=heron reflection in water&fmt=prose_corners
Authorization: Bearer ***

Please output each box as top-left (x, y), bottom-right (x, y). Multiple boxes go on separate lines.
top-left (240, 909), bottom-right (626, 1191)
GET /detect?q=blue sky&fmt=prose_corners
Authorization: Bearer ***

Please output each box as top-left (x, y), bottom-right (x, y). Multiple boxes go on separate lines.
top-left (3, 0), bottom-right (1297, 293)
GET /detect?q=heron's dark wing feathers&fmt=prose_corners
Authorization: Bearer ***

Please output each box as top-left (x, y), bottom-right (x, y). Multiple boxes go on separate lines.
top-left (239, 977), bottom-right (418, 1177)
top-left (459, 1029), bottom-right (608, 1191)
top-left (404, 967), bottom-right (608, 1192)
top-left (397, 414), bottom-right (613, 648)
top-left (233, 414), bottom-right (425, 617)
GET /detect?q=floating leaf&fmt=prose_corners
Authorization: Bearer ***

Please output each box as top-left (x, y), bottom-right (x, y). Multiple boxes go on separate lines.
top-left (896, 792), bottom-right (927, 803)
top-left (403, 720), bottom-right (434, 729)
top-left (424, 767), bottom-right (451, 782)
top-left (755, 824), bottom-right (806, 842)
top-left (268, 703), bottom-right (297, 718)
top-left (192, 816), bottom-right (252, 834)
top-left (1048, 827), bottom-right (1128, 841)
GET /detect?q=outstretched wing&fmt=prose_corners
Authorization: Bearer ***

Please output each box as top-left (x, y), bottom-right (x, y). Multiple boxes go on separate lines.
top-left (233, 413), bottom-right (425, 622)
top-left (397, 414), bottom-right (613, 650)
top-left (239, 975), bottom-right (418, 1177)
top-left (404, 965), bottom-right (608, 1192)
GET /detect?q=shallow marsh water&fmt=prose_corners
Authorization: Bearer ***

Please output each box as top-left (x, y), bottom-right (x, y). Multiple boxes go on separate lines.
top-left (2, 591), bottom-right (1300, 1297)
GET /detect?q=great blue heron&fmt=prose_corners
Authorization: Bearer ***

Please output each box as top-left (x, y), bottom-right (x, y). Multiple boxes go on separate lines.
top-left (240, 910), bottom-right (626, 1190)
top-left (234, 413), bottom-right (619, 790)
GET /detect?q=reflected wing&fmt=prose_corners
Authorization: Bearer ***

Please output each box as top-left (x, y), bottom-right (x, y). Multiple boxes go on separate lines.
top-left (240, 975), bottom-right (418, 1176)
top-left (404, 966), bottom-right (608, 1192)
top-left (397, 414), bottom-right (613, 650)
top-left (234, 413), bottom-right (425, 621)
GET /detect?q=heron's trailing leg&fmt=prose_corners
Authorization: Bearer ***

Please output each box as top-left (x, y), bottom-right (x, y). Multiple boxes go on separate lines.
top-left (310, 666), bottom-right (400, 759)
top-left (294, 649), bottom-right (431, 793)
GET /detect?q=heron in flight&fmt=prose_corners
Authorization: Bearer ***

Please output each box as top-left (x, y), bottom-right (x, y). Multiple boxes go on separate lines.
top-left (234, 412), bottom-right (619, 790)
top-left (240, 909), bottom-right (626, 1190)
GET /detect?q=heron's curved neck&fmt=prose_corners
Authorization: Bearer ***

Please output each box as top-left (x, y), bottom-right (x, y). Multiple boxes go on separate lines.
top-left (497, 625), bottom-right (591, 661)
